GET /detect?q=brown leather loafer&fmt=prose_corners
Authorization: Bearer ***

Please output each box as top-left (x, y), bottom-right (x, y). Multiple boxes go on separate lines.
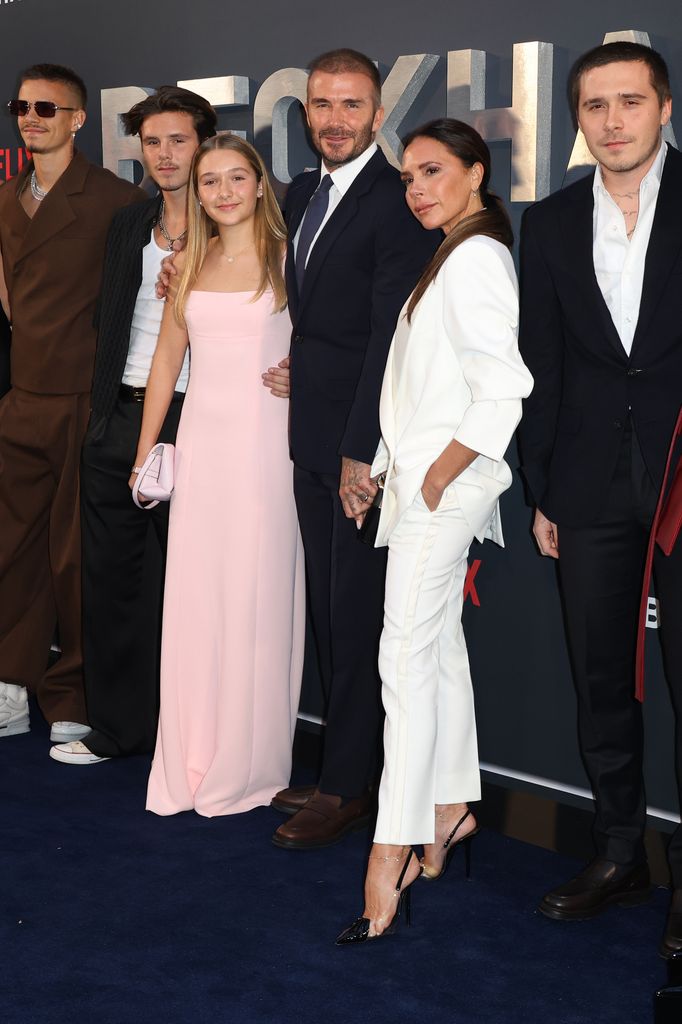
top-left (272, 790), bottom-right (372, 849)
top-left (661, 890), bottom-right (682, 959)
top-left (271, 784), bottom-right (317, 815)
top-left (539, 858), bottom-right (651, 921)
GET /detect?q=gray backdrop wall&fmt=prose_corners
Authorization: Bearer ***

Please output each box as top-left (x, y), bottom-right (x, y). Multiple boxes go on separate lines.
top-left (0, 0), bottom-right (680, 820)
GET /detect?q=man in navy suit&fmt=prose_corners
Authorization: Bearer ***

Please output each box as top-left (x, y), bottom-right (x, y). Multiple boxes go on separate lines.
top-left (272, 49), bottom-right (439, 849)
top-left (518, 41), bottom-right (682, 952)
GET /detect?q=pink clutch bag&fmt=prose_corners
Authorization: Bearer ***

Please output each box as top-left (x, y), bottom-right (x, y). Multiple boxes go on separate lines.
top-left (132, 443), bottom-right (175, 509)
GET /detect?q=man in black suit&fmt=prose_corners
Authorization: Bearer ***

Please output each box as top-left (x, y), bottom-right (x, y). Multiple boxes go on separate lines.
top-left (518, 41), bottom-right (682, 950)
top-left (272, 49), bottom-right (439, 848)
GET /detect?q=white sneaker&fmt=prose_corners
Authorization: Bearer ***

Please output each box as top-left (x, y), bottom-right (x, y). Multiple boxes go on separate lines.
top-left (49, 740), bottom-right (109, 765)
top-left (0, 683), bottom-right (30, 737)
top-left (50, 721), bottom-right (90, 743)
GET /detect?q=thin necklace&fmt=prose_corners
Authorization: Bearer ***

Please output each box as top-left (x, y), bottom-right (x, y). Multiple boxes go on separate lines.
top-left (219, 243), bottom-right (254, 264)
top-left (30, 171), bottom-right (48, 202)
top-left (158, 200), bottom-right (187, 251)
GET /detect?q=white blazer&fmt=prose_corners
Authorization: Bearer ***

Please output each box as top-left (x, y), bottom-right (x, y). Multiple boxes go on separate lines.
top-left (371, 234), bottom-right (534, 548)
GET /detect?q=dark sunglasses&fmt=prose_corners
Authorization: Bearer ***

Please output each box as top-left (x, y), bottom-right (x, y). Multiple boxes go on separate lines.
top-left (7, 99), bottom-right (77, 118)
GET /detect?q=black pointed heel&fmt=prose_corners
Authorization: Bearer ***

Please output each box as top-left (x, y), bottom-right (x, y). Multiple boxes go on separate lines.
top-left (421, 809), bottom-right (480, 882)
top-left (335, 848), bottom-right (421, 946)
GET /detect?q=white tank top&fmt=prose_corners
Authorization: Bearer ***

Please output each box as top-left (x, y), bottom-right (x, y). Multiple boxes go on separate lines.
top-left (121, 229), bottom-right (190, 392)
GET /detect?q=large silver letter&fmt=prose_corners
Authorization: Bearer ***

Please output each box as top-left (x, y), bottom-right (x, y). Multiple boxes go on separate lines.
top-left (176, 75), bottom-right (250, 108)
top-left (567, 29), bottom-right (677, 174)
top-left (176, 75), bottom-right (250, 137)
top-left (101, 86), bottom-right (152, 182)
top-left (378, 54), bottom-right (440, 167)
top-left (447, 42), bottom-right (554, 202)
top-left (253, 69), bottom-right (308, 184)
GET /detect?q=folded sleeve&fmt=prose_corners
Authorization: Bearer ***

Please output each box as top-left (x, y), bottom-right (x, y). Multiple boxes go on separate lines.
top-left (442, 237), bottom-right (534, 462)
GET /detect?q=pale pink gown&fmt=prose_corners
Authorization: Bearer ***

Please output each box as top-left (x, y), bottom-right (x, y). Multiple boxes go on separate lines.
top-left (146, 290), bottom-right (305, 816)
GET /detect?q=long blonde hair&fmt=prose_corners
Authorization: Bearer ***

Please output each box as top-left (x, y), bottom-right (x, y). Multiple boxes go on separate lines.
top-left (174, 133), bottom-right (287, 324)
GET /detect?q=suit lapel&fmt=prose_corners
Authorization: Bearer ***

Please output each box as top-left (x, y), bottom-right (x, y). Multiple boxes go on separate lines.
top-left (559, 176), bottom-right (626, 361)
top-left (298, 150), bottom-right (388, 311)
top-left (631, 145), bottom-right (682, 359)
top-left (15, 151), bottom-right (89, 263)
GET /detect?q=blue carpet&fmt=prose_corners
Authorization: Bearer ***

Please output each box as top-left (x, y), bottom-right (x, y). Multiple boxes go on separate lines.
top-left (1, 708), bottom-right (669, 1024)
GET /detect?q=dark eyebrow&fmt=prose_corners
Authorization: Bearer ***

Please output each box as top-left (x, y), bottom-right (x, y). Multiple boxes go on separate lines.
top-left (310, 96), bottom-right (366, 104)
top-left (582, 91), bottom-right (648, 106)
top-left (400, 160), bottom-right (442, 180)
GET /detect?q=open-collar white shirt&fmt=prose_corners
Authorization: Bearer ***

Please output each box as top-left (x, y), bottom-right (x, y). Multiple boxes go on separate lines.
top-left (592, 140), bottom-right (667, 357)
top-left (293, 142), bottom-right (379, 266)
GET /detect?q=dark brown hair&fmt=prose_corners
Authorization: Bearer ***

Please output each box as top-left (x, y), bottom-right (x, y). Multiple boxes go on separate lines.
top-left (569, 42), bottom-right (671, 119)
top-left (19, 63), bottom-right (87, 108)
top-left (403, 118), bottom-right (512, 322)
top-left (122, 85), bottom-right (217, 143)
top-left (308, 48), bottom-right (381, 107)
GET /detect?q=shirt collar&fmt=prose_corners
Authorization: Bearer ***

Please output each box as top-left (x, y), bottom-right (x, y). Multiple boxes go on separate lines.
top-left (321, 142), bottom-right (378, 197)
top-left (593, 138), bottom-right (667, 198)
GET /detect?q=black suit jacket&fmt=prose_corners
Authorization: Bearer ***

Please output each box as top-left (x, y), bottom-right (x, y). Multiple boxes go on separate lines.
top-left (518, 143), bottom-right (682, 527)
top-left (285, 148), bottom-right (440, 474)
top-left (87, 195), bottom-right (162, 442)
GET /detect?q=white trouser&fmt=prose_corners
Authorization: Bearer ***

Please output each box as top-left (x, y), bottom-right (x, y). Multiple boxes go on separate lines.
top-left (374, 486), bottom-right (481, 845)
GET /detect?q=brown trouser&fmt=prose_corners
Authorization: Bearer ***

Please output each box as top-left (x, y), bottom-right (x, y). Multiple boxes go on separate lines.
top-left (0, 387), bottom-right (89, 724)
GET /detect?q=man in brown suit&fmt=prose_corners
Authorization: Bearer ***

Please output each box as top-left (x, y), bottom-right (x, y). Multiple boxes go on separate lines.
top-left (0, 64), bottom-right (143, 747)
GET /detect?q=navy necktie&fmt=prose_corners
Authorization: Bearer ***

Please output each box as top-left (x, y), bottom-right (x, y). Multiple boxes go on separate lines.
top-left (295, 174), bottom-right (333, 292)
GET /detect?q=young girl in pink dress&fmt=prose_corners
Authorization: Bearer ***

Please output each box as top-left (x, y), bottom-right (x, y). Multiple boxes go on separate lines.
top-left (131, 134), bottom-right (304, 816)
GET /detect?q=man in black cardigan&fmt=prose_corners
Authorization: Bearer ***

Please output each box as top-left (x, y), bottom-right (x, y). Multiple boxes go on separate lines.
top-left (50, 86), bottom-right (218, 764)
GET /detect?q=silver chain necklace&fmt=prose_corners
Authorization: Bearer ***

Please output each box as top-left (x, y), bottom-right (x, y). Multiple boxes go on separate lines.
top-left (30, 171), bottom-right (49, 202)
top-left (158, 200), bottom-right (187, 251)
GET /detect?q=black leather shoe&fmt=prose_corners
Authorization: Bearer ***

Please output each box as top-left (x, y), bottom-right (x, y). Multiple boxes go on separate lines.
top-left (660, 890), bottom-right (682, 959)
top-left (538, 858), bottom-right (651, 921)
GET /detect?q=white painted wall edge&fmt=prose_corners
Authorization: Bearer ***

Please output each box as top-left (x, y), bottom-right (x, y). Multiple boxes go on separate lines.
top-left (295, 713), bottom-right (680, 825)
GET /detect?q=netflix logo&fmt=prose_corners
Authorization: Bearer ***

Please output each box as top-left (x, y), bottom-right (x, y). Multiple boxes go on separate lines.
top-left (464, 559), bottom-right (482, 607)
top-left (0, 147), bottom-right (31, 181)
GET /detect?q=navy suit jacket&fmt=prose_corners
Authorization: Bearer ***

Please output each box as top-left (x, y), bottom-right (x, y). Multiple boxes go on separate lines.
top-left (518, 142), bottom-right (682, 527)
top-left (285, 147), bottom-right (440, 474)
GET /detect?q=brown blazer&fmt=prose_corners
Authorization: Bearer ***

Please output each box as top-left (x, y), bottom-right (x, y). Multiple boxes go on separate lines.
top-left (636, 406), bottom-right (682, 700)
top-left (0, 150), bottom-right (144, 394)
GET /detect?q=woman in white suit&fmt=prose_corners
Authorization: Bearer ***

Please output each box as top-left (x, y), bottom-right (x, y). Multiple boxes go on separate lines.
top-left (337, 119), bottom-right (533, 945)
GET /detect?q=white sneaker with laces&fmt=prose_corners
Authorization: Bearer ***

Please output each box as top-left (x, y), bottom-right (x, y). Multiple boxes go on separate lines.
top-left (49, 740), bottom-right (109, 765)
top-left (0, 683), bottom-right (30, 737)
top-left (50, 721), bottom-right (90, 743)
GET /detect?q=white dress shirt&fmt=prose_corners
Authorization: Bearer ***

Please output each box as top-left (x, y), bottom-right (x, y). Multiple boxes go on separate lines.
top-left (293, 142), bottom-right (378, 266)
top-left (592, 141), bottom-right (666, 357)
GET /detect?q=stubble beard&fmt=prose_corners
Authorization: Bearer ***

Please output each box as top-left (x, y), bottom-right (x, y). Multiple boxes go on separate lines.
top-left (599, 131), bottom-right (662, 176)
top-left (316, 124), bottom-right (374, 170)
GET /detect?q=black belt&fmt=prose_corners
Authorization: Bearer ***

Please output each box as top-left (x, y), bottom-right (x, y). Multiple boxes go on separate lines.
top-left (119, 383), bottom-right (184, 403)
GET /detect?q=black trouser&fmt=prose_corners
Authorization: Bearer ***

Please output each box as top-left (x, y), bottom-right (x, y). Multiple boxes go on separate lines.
top-left (558, 423), bottom-right (681, 867)
top-left (80, 396), bottom-right (182, 757)
top-left (293, 464), bottom-right (387, 800)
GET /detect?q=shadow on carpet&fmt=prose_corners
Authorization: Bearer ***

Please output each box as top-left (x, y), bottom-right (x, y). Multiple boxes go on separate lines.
top-left (0, 709), bottom-right (670, 1024)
